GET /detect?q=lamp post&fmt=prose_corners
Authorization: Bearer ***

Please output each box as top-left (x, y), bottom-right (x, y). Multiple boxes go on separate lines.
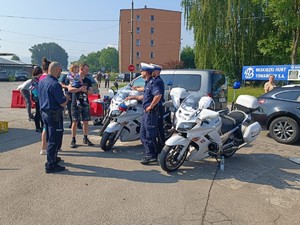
top-left (130, 0), bottom-right (134, 82)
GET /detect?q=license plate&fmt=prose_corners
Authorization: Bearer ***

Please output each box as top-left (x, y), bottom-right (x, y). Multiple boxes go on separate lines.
top-left (219, 98), bottom-right (226, 103)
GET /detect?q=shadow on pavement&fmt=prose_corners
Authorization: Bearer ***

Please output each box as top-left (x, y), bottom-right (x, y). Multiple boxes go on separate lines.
top-left (58, 146), bottom-right (300, 190)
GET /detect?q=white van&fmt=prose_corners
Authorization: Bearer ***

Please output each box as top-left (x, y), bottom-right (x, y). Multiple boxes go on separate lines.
top-left (129, 69), bottom-right (228, 110)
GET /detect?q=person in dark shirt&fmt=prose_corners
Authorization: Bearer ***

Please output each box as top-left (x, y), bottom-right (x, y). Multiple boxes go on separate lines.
top-left (38, 62), bottom-right (69, 173)
top-left (68, 63), bottom-right (94, 148)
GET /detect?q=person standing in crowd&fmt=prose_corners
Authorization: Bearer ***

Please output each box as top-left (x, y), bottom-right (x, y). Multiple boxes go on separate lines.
top-left (94, 71), bottom-right (102, 88)
top-left (69, 63), bottom-right (94, 148)
top-left (17, 78), bottom-right (34, 121)
top-left (150, 63), bottom-right (165, 153)
top-left (127, 63), bottom-right (163, 164)
top-left (38, 62), bottom-right (69, 173)
top-left (30, 66), bottom-right (43, 132)
top-left (60, 67), bottom-right (83, 130)
top-left (264, 74), bottom-right (276, 93)
top-left (104, 71), bottom-right (110, 88)
top-left (39, 57), bottom-right (51, 155)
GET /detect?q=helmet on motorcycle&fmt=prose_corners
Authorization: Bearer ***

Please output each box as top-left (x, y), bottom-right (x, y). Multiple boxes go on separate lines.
top-left (199, 96), bottom-right (215, 110)
top-left (118, 102), bottom-right (128, 112)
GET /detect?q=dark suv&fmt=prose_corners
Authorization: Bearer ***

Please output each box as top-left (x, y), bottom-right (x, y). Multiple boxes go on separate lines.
top-left (252, 85), bottom-right (300, 144)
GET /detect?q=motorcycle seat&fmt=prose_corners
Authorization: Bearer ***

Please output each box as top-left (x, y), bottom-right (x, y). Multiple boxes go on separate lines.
top-left (221, 111), bottom-right (246, 134)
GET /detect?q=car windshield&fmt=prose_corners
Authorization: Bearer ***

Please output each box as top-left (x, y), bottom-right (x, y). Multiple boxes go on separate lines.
top-left (180, 92), bottom-right (203, 112)
top-left (161, 74), bottom-right (201, 91)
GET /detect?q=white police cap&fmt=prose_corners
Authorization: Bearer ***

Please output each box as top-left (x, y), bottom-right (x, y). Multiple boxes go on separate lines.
top-left (150, 63), bottom-right (162, 70)
top-left (140, 62), bottom-right (154, 72)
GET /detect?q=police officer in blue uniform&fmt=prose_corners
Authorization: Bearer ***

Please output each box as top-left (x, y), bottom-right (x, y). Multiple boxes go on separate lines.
top-left (150, 63), bottom-right (165, 153)
top-left (137, 63), bottom-right (164, 164)
top-left (38, 62), bottom-right (69, 173)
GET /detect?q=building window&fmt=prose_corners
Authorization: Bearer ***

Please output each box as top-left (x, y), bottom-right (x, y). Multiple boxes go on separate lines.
top-left (136, 39), bottom-right (140, 46)
top-left (150, 27), bottom-right (154, 34)
top-left (136, 27), bottom-right (140, 34)
top-left (150, 15), bottom-right (155, 21)
top-left (150, 52), bottom-right (155, 59)
top-left (136, 15), bottom-right (140, 21)
top-left (136, 64), bottom-right (140, 70)
top-left (150, 40), bottom-right (154, 46)
top-left (136, 52), bottom-right (140, 58)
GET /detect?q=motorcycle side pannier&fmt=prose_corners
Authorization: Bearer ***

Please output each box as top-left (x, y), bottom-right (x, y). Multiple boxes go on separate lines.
top-left (234, 95), bottom-right (259, 114)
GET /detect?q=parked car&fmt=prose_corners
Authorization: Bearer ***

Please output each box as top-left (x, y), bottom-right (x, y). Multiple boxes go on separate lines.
top-left (127, 69), bottom-right (228, 110)
top-left (0, 71), bottom-right (10, 81)
top-left (15, 71), bottom-right (29, 81)
top-left (252, 85), bottom-right (300, 144)
top-left (116, 73), bottom-right (141, 82)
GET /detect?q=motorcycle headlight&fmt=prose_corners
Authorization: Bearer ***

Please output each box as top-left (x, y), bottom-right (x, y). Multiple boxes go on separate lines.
top-left (177, 122), bottom-right (196, 132)
top-left (111, 110), bottom-right (121, 117)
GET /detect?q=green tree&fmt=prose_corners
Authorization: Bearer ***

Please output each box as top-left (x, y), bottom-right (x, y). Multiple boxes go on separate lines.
top-left (99, 47), bottom-right (119, 72)
top-left (181, 0), bottom-right (271, 81)
top-left (254, 0), bottom-right (300, 64)
top-left (29, 42), bottom-right (68, 69)
top-left (75, 51), bottom-right (102, 72)
top-left (180, 46), bottom-right (195, 68)
top-left (11, 54), bottom-right (20, 61)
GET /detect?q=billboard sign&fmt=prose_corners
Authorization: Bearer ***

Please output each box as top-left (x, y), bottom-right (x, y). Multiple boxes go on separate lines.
top-left (242, 65), bottom-right (300, 81)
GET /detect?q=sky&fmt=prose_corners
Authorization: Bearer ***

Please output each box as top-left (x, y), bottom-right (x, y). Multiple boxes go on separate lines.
top-left (0, 0), bottom-right (194, 64)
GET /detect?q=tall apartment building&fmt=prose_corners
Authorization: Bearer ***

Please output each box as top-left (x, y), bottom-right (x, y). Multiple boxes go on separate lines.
top-left (119, 7), bottom-right (181, 73)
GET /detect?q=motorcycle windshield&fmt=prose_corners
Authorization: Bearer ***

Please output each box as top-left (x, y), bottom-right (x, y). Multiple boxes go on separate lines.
top-left (113, 89), bottom-right (131, 102)
top-left (180, 93), bottom-right (204, 112)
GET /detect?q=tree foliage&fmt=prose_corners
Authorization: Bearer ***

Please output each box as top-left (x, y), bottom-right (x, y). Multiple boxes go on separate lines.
top-left (181, 0), bottom-right (299, 81)
top-left (29, 42), bottom-right (68, 69)
top-left (180, 46), bottom-right (196, 68)
top-left (74, 47), bottom-right (119, 73)
top-left (254, 0), bottom-right (300, 64)
top-left (99, 47), bottom-right (119, 72)
top-left (11, 54), bottom-right (20, 61)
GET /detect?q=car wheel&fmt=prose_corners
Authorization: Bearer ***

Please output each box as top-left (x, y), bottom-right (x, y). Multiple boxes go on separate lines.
top-left (269, 116), bottom-right (300, 144)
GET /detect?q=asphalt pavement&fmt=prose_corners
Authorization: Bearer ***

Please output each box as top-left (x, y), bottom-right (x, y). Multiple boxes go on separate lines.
top-left (0, 81), bottom-right (300, 225)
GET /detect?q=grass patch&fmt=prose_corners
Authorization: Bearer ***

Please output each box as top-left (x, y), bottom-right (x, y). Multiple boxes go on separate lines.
top-left (228, 86), bottom-right (264, 102)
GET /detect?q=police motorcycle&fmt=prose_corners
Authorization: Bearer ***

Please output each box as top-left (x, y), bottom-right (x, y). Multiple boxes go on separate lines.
top-left (100, 89), bottom-right (143, 151)
top-left (98, 85), bottom-right (131, 136)
top-left (163, 87), bottom-right (189, 138)
top-left (159, 92), bottom-right (261, 172)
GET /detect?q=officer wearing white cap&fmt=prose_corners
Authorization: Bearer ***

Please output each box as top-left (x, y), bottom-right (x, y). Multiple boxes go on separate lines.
top-left (127, 62), bottom-right (163, 164)
top-left (150, 63), bottom-right (165, 152)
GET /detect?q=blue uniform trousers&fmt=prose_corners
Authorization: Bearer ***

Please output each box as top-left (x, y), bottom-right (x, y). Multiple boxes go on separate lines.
top-left (140, 111), bottom-right (159, 158)
top-left (42, 111), bottom-right (64, 169)
top-left (157, 109), bottom-right (165, 153)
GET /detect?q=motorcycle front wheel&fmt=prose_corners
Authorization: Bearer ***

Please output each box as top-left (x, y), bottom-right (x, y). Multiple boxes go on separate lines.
top-left (100, 131), bottom-right (119, 151)
top-left (159, 145), bottom-right (188, 172)
top-left (99, 115), bottom-right (111, 136)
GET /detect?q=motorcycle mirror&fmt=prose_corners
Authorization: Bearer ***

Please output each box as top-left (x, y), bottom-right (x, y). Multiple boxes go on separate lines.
top-left (233, 81), bottom-right (241, 89)
top-left (166, 81), bottom-right (173, 86)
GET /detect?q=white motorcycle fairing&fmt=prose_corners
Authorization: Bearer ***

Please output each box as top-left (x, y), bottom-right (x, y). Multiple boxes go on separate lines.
top-left (105, 121), bottom-right (123, 133)
top-left (165, 134), bottom-right (190, 147)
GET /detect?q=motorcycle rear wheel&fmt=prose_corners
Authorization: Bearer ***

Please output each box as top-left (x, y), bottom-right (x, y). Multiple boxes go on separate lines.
top-left (159, 145), bottom-right (188, 172)
top-left (100, 131), bottom-right (119, 151)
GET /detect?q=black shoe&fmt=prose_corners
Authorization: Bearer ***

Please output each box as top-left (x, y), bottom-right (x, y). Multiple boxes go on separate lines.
top-left (45, 164), bottom-right (65, 173)
top-left (77, 123), bottom-right (82, 129)
top-left (83, 138), bottom-right (94, 146)
top-left (70, 140), bottom-right (77, 148)
top-left (55, 157), bottom-right (62, 163)
top-left (35, 128), bottom-right (43, 132)
top-left (140, 156), bottom-right (158, 165)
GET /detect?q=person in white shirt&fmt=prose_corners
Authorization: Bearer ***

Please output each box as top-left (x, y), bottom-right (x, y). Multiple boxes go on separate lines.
top-left (17, 79), bottom-right (34, 121)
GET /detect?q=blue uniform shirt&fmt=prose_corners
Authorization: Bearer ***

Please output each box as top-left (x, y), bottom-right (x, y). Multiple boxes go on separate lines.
top-left (154, 75), bottom-right (165, 106)
top-left (142, 77), bottom-right (162, 110)
top-left (38, 75), bottom-right (66, 111)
